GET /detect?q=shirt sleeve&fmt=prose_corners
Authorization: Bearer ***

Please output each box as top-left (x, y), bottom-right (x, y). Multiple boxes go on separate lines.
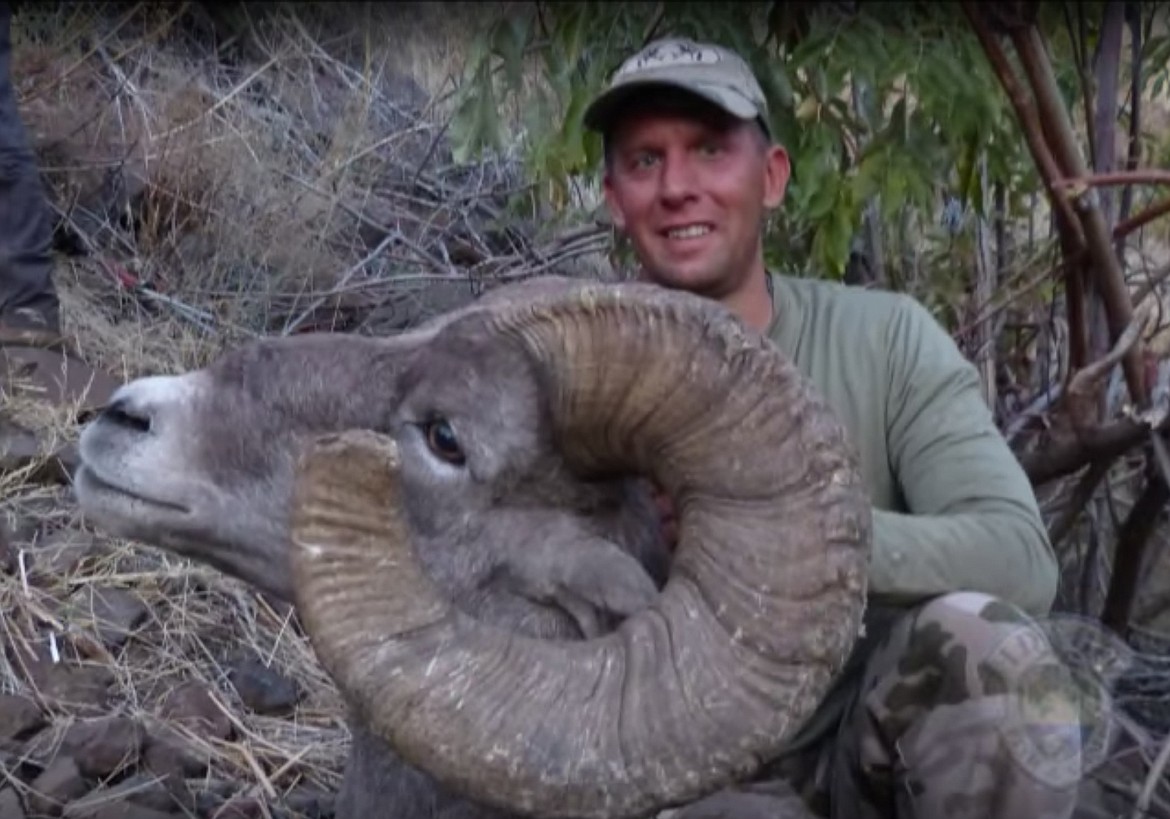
top-left (867, 295), bottom-right (1059, 616)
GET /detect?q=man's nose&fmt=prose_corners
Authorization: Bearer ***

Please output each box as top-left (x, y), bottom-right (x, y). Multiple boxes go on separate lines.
top-left (658, 154), bottom-right (698, 204)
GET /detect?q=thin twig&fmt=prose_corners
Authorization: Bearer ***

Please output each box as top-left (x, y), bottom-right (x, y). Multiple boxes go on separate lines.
top-left (1132, 726), bottom-right (1170, 818)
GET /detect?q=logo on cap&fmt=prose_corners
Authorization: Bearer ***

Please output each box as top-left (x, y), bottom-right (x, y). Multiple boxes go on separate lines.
top-left (615, 39), bottom-right (724, 79)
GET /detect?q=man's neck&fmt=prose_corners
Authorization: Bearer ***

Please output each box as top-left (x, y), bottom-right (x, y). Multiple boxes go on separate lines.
top-left (721, 269), bottom-right (775, 333)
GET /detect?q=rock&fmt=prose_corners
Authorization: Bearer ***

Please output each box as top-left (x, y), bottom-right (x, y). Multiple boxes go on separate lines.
top-left (1, 489), bottom-right (72, 547)
top-left (26, 756), bottom-right (88, 816)
top-left (0, 508), bottom-right (39, 556)
top-left (49, 441), bottom-right (81, 481)
top-left (0, 418), bottom-right (42, 471)
top-left (0, 694), bottom-right (45, 745)
top-left (193, 790), bottom-right (228, 817)
top-left (57, 716), bottom-right (145, 779)
top-left (159, 681), bottom-right (233, 741)
top-left (284, 786), bottom-right (334, 819)
top-left (135, 748), bottom-right (195, 815)
top-left (227, 656), bottom-right (300, 716)
top-left (67, 586), bottom-right (149, 649)
top-left (17, 650), bottom-right (114, 714)
top-left (63, 800), bottom-right (185, 819)
top-left (186, 778), bottom-right (238, 817)
top-left (30, 530), bottom-right (101, 579)
top-left (0, 417), bottom-right (81, 486)
top-left (61, 773), bottom-right (178, 814)
top-left (0, 524), bottom-right (15, 574)
top-left (208, 796), bottom-right (268, 819)
top-left (142, 728), bottom-right (210, 779)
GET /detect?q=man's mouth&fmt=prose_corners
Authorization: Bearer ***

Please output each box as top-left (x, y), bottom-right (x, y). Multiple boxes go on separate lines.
top-left (663, 224), bottom-right (713, 240)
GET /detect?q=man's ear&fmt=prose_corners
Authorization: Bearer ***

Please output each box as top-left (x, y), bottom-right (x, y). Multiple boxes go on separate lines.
top-left (763, 144), bottom-right (791, 210)
top-left (602, 170), bottom-right (627, 231)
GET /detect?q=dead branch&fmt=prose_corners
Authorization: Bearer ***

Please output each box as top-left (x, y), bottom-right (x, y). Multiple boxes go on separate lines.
top-left (1116, 197), bottom-right (1170, 241)
top-left (1047, 458), bottom-right (1112, 551)
top-left (1101, 455), bottom-right (1169, 633)
top-left (960, 3), bottom-right (1091, 373)
top-left (1009, 24), bottom-right (1147, 406)
top-left (1091, 2), bottom-right (1125, 230)
top-left (961, 5), bottom-right (1085, 251)
top-left (1019, 413), bottom-right (1164, 486)
top-left (1065, 315), bottom-right (1149, 431)
top-left (1058, 170), bottom-right (1170, 191)
top-left (1117, 1), bottom-right (1145, 257)
top-left (1134, 732), bottom-right (1170, 819)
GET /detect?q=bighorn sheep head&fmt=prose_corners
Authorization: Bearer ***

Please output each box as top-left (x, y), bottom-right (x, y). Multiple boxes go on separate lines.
top-left (286, 280), bottom-right (872, 818)
top-left (73, 277), bottom-right (669, 642)
top-left (73, 275), bottom-right (871, 819)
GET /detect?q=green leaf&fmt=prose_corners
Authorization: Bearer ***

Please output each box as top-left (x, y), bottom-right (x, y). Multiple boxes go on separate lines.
top-left (557, 3), bottom-right (589, 68)
top-left (559, 83), bottom-right (589, 173)
top-left (956, 132), bottom-right (982, 212)
top-left (803, 181), bottom-right (838, 224)
top-left (811, 197), bottom-right (856, 280)
top-left (461, 30), bottom-right (492, 81)
top-left (851, 143), bottom-right (887, 203)
top-left (762, 60), bottom-right (795, 112)
top-left (810, 63), bottom-right (830, 101)
top-left (450, 63), bottom-right (503, 164)
top-left (887, 97), bottom-right (909, 145)
top-left (491, 15), bottom-right (531, 93)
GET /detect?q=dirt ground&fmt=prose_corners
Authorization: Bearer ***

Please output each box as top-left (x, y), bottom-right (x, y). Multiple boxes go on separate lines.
top-left (2, 337), bottom-right (343, 810)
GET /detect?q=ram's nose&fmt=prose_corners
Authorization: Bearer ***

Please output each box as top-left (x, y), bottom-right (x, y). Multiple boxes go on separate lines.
top-left (100, 396), bottom-right (153, 433)
top-left (88, 374), bottom-right (201, 436)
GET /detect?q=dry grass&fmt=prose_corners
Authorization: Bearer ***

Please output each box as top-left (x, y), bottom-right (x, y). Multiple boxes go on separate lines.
top-left (1, 2), bottom-right (609, 814)
top-left (10, 1), bottom-right (603, 377)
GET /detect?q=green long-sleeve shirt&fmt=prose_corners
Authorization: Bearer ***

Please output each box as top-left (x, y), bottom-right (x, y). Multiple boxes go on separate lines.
top-left (765, 273), bottom-right (1058, 617)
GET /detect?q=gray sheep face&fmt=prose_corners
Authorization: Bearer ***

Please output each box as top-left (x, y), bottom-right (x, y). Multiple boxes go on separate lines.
top-left (74, 327), bottom-right (667, 640)
top-left (389, 321), bottom-right (667, 637)
top-left (74, 333), bottom-right (402, 603)
top-left (73, 288), bottom-right (677, 819)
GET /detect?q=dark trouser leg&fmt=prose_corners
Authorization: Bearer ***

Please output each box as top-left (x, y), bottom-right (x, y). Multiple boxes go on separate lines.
top-left (0, 0), bottom-right (59, 333)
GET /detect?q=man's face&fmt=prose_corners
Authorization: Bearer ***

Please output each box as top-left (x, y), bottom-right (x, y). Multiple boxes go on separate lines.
top-left (602, 96), bottom-right (790, 299)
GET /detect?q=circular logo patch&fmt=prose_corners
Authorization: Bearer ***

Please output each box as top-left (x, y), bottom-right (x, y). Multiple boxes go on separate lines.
top-left (989, 614), bottom-right (1125, 790)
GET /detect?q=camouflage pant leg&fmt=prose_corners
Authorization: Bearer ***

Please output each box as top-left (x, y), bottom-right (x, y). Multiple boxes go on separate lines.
top-left (821, 592), bottom-right (1083, 819)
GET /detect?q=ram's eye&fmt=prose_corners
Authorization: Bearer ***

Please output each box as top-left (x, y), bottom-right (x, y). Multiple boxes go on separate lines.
top-left (423, 418), bottom-right (465, 466)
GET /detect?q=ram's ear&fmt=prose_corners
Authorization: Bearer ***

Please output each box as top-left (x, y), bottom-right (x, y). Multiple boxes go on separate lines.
top-left (550, 539), bottom-right (661, 638)
top-left (496, 531), bottom-right (661, 639)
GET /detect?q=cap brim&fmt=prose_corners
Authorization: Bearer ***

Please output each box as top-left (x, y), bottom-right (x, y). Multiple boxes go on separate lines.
top-left (582, 79), bottom-right (765, 135)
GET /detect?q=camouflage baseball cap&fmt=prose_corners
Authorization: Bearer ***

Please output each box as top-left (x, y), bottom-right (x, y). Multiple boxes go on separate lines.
top-left (583, 37), bottom-right (770, 137)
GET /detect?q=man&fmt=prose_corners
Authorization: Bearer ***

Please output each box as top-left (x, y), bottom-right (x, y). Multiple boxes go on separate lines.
top-left (0, 0), bottom-right (58, 339)
top-left (1, 0), bottom-right (117, 415)
top-left (583, 36), bottom-right (1085, 819)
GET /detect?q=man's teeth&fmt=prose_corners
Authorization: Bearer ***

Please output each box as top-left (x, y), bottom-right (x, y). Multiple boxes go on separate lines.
top-left (667, 225), bottom-right (711, 239)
